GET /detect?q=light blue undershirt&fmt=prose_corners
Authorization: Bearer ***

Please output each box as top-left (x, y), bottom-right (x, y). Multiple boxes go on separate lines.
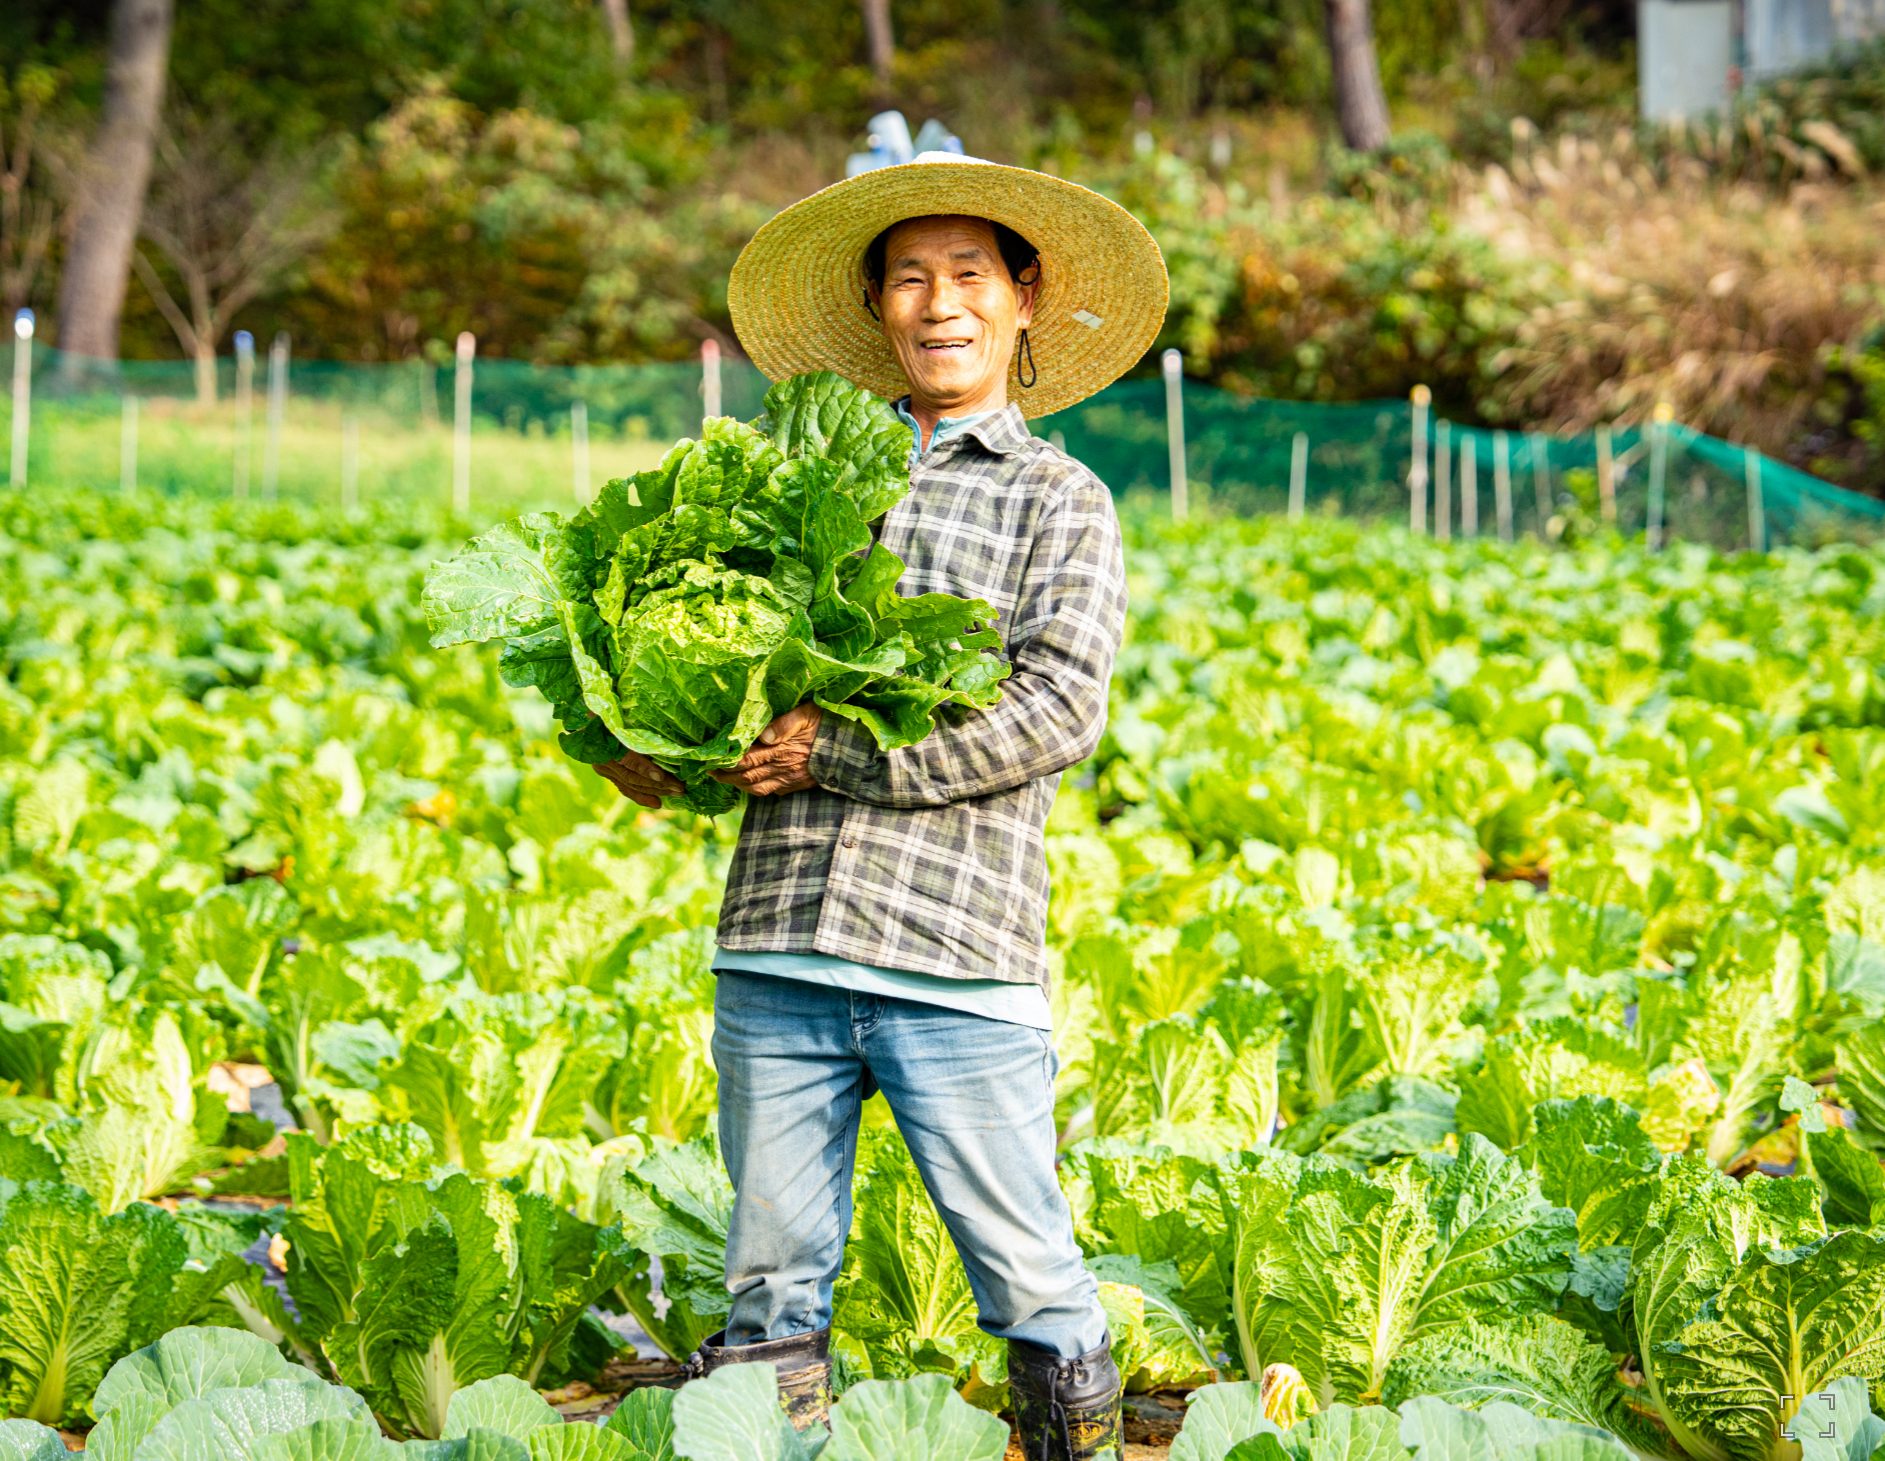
top-left (894, 396), bottom-right (998, 459)
top-left (711, 948), bottom-right (1052, 1029)
top-left (712, 395), bottom-right (1050, 1031)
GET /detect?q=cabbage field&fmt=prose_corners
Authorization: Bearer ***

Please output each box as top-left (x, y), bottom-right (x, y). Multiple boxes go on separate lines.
top-left (3, 484), bottom-right (1885, 1460)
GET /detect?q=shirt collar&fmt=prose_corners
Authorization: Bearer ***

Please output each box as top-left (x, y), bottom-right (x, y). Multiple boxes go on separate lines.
top-left (894, 396), bottom-right (1029, 459)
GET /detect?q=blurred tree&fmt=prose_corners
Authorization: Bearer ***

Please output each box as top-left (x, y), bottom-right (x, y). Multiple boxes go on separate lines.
top-left (862, 0), bottom-right (896, 101)
top-left (54, 0), bottom-right (171, 378)
top-left (131, 105), bottom-right (335, 401)
top-left (1324, 0), bottom-right (1389, 150)
top-left (0, 65), bottom-right (72, 317)
top-left (602, 0), bottom-right (636, 68)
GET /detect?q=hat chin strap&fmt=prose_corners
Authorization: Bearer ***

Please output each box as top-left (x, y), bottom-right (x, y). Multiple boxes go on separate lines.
top-left (1016, 328), bottom-right (1036, 389)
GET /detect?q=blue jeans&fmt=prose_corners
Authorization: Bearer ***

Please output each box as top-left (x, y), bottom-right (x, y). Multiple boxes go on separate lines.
top-left (711, 967), bottom-right (1108, 1359)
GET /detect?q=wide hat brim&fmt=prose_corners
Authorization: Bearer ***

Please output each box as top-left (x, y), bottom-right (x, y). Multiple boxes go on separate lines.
top-left (727, 155), bottom-right (1170, 421)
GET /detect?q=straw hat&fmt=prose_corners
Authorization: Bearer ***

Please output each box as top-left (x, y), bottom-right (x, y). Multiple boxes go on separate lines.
top-left (727, 152), bottom-right (1169, 420)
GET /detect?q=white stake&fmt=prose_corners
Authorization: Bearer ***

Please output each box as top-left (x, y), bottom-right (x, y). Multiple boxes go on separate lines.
top-left (121, 394), bottom-right (138, 493)
top-left (1435, 420), bottom-right (1452, 543)
top-left (1288, 432), bottom-right (1308, 520)
top-left (572, 400), bottom-right (590, 504)
top-left (1408, 384), bottom-right (1430, 535)
top-left (233, 331), bottom-right (255, 500)
top-left (1530, 430), bottom-right (1551, 534)
top-left (263, 332), bottom-right (289, 500)
top-left (453, 331), bottom-right (475, 516)
top-left (8, 309), bottom-right (31, 487)
top-left (341, 413), bottom-right (359, 513)
top-left (1163, 348), bottom-right (1187, 521)
top-left (1647, 402), bottom-right (1672, 551)
top-left (1493, 431), bottom-right (1513, 543)
top-left (701, 339), bottom-right (722, 424)
top-left (1745, 445), bottom-right (1766, 553)
top-left (1461, 436), bottom-right (1478, 537)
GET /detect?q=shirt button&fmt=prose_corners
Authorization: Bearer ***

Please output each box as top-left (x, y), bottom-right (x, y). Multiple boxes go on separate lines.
top-left (841, 834), bottom-right (857, 848)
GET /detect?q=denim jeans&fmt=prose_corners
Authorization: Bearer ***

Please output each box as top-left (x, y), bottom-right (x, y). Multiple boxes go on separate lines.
top-left (711, 967), bottom-right (1108, 1359)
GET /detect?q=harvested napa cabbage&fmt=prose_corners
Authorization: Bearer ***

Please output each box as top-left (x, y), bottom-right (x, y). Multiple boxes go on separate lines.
top-left (422, 371), bottom-right (1010, 815)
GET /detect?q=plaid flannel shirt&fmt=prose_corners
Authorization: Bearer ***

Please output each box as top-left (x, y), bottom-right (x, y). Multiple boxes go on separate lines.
top-left (714, 399), bottom-right (1129, 991)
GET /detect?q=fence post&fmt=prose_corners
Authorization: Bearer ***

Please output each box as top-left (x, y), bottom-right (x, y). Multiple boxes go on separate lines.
top-left (1408, 384), bottom-right (1430, 535)
top-left (571, 399), bottom-right (591, 505)
top-left (1596, 424), bottom-right (1617, 525)
top-left (1530, 430), bottom-right (1551, 534)
top-left (1744, 446), bottom-right (1766, 552)
top-left (1493, 431), bottom-right (1514, 543)
top-left (263, 332), bottom-right (289, 500)
top-left (1434, 419), bottom-right (1452, 543)
top-left (1646, 401), bottom-right (1672, 551)
top-left (121, 394), bottom-right (138, 493)
top-left (1288, 432), bottom-right (1308, 521)
top-left (1461, 436), bottom-right (1478, 537)
top-left (341, 413), bottom-right (359, 513)
top-left (9, 309), bottom-right (32, 487)
top-left (453, 330), bottom-right (475, 516)
top-left (233, 330), bottom-right (255, 500)
top-left (701, 339), bottom-right (722, 424)
top-left (1162, 348), bottom-right (1187, 521)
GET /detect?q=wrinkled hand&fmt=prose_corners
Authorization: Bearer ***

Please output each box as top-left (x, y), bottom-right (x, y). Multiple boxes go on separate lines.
top-left (709, 703), bottom-right (822, 797)
top-left (592, 748), bottom-right (684, 809)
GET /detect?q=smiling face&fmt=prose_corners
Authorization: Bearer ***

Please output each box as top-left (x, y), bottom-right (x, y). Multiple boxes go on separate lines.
top-left (866, 214), bottom-right (1037, 420)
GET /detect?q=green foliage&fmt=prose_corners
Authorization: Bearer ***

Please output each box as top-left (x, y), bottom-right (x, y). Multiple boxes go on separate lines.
top-left (1228, 1138), bottom-right (1577, 1408)
top-left (0, 1189), bottom-right (246, 1427)
top-left (605, 1136), bottom-right (733, 1365)
top-left (272, 1126), bottom-right (631, 1439)
top-left (7, 486), bottom-right (1885, 1455)
top-left (424, 372), bottom-right (1009, 815)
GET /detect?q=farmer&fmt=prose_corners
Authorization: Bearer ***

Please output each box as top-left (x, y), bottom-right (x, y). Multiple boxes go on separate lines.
top-left (594, 151), bottom-right (1168, 1461)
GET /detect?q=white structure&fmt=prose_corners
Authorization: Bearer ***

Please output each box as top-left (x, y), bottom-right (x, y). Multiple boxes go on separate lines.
top-left (1639, 0), bottom-right (1885, 121)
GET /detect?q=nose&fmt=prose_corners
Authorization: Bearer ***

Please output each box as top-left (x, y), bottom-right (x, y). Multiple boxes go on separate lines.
top-left (923, 277), bottom-right (965, 321)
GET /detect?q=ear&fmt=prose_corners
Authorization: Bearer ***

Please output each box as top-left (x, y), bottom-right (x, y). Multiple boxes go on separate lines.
top-left (1014, 274), bottom-right (1038, 330)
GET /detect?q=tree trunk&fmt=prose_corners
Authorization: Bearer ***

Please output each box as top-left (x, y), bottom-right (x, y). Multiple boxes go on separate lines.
top-left (861, 0), bottom-right (895, 101)
top-left (194, 340), bottom-right (216, 405)
top-left (600, 0), bottom-right (634, 67)
top-left (1324, 0), bottom-right (1391, 153)
top-left (54, 0), bottom-right (173, 382)
top-left (703, 27), bottom-right (729, 125)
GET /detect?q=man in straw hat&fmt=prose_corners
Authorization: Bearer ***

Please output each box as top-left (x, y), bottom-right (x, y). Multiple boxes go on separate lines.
top-left (595, 152), bottom-right (1167, 1460)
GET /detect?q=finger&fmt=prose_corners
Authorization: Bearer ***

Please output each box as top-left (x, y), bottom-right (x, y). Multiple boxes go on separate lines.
top-left (621, 755), bottom-right (683, 793)
top-left (758, 703), bottom-right (814, 747)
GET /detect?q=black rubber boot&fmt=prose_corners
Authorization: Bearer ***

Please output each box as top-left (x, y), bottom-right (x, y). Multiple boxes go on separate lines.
top-left (681, 1327), bottom-right (832, 1431)
top-left (1007, 1332), bottom-right (1124, 1461)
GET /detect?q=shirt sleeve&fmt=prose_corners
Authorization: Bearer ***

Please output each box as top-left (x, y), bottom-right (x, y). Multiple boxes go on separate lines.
top-left (807, 461), bottom-right (1128, 809)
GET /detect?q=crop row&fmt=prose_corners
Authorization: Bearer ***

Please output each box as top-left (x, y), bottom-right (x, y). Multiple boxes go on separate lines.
top-left (2, 487), bottom-right (1884, 1456)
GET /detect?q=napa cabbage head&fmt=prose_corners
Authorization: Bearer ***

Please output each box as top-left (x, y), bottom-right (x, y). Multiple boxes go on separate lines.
top-left (423, 372), bottom-right (1009, 816)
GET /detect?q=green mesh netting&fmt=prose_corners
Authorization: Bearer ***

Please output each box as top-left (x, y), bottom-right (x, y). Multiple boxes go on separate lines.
top-left (6, 343), bottom-right (1882, 549)
top-left (1034, 378), bottom-right (1885, 551)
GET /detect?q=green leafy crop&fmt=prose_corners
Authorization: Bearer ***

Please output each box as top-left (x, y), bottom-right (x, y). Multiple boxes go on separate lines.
top-left (422, 372), bottom-right (1010, 815)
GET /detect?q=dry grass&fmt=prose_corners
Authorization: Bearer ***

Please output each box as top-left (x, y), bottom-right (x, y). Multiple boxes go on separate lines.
top-left (1458, 129), bottom-right (1885, 457)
